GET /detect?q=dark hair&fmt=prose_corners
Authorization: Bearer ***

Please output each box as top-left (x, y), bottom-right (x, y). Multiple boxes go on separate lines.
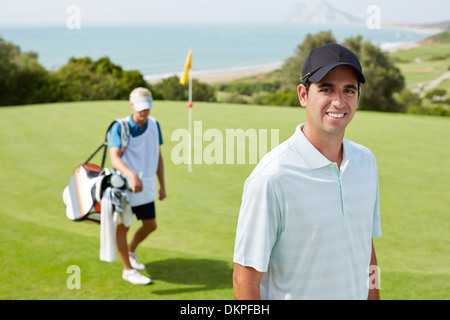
top-left (305, 81), bottom-right (312, 95)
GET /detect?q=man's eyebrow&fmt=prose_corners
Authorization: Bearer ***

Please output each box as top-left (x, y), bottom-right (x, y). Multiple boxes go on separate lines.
top-left (318, 83), bottom-right (358, 90)
top-left (345, 84), bottom-right (358, 91)
top-left (318, 83), bottom-right (334, 88)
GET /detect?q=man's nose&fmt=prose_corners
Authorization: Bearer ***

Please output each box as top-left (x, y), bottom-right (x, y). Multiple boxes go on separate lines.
top-left (331, 92), bottom-right (346, 109)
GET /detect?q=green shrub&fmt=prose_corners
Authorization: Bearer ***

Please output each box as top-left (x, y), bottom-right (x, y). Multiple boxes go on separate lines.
top-left (394, 89), bottom-right (423, 113)
top-left (425, 88), bottom-right (447, 100)
top-left (153, 76), bottom-right (216, 102)
top-left (406, 104), bottom-right (450, 116)
top-left (0, 38), bottom-right (52, 106)
top-left (263, 91), bottom-right (299, 107)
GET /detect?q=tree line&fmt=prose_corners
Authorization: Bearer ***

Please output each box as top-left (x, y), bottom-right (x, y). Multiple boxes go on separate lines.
top-left (0, 37), bottom-right (215, 106)
top-left (1, 32), bottom-right (448, 115)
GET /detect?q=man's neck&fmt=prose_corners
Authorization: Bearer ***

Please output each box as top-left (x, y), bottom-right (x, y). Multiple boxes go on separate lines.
top-left (131, 114), bottom-right (148, 128)
top-left (301, 125), bottom-right (344, 168)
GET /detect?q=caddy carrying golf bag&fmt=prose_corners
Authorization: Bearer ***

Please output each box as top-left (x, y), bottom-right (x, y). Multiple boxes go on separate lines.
top-left (62, 119), bottom-right (130, 222)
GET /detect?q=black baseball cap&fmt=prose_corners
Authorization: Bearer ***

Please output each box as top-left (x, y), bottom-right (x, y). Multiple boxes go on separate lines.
top-left (301, 43), bottom-right (365, 85)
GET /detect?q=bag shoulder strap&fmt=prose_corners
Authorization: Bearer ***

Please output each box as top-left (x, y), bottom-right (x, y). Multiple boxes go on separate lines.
top-left (105, 117), bottom-right (130, 150)
top-left (116, 117), bottom-right (130, 151)
top-left (85, 118), bottom-right (131, 168)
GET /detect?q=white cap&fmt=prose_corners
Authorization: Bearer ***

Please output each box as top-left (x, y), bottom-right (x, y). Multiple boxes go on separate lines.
top-left (130, 96), bottom-right (153, 111)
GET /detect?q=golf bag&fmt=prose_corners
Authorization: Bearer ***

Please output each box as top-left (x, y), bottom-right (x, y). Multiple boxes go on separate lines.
top-left (62, 119), bottom-right (130, 222)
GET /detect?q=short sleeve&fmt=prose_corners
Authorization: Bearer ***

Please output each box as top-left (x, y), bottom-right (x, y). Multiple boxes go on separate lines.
top-left (108, 122), bottom-right (122, 149)
top-left (233, 173), bottom-right (280, 272)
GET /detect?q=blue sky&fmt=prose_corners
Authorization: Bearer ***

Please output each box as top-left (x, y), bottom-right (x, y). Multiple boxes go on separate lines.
top-left (0, 0), bottom-right (449, 27)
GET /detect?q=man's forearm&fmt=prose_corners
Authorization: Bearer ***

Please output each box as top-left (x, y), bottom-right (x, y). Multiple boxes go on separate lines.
top-left (157, 152), bottom-right (165, 189)
top-left (233, 263), bottom-right (263, 300)
top-left (368, 240), bottom-right (380, 300)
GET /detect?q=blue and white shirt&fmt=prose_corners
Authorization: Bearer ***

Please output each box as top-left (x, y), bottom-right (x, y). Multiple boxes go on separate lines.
top-left (108, 116), bottom-right (163, 149)
top-left (108, 116), bottom-right (163, 206)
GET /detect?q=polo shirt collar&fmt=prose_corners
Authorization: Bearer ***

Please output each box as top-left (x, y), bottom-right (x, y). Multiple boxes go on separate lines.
top-left (291, 123), bottom-right (353, 170)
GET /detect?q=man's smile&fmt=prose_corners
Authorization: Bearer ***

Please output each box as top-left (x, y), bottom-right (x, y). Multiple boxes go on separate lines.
top-left (326, 112), bottom-right (346, 119)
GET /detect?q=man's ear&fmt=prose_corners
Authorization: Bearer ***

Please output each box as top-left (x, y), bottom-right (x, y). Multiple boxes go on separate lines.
top-left (297, 84), bottom-right (308, 107)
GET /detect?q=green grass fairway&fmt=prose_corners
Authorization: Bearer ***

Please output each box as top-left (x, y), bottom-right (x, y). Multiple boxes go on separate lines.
top-left (1, 100), bottom-right (449, 300)
top-left (390, 43), bottom-right (450, 89)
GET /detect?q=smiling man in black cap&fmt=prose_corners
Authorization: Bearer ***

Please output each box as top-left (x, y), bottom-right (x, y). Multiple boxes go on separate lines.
top-left (233, 43), bottom-right (381, 300)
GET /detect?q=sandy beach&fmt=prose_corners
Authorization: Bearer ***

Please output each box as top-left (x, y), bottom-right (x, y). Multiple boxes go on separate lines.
top-left (145, 62), bottom-right (283, 85)
top-left (379, 23), bottom-right (445, 52)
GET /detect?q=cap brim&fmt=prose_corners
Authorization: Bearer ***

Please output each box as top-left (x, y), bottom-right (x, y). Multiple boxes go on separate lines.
top-left (130, 96), bottom-right (153, 111)
top-left (133, 102), bottom-right (151, 111)
top-left (308, 62), bottom-right (366, 84)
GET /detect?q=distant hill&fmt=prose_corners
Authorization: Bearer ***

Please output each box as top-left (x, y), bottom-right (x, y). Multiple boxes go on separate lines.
top-left (420, 29), bottom-right (450, 45)
top-left (383, 20), bottom-right (450, 32)
top-left (286, 0), bottom-right (362, 24)
top-left (418, 20), bottom-right (450, 30)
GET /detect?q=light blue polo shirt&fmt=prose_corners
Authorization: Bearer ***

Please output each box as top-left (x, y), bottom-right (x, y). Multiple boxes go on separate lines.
top-left (233, 123), bottom-right (382, 300)
top-left (108, 115), bottom-right (163, 149)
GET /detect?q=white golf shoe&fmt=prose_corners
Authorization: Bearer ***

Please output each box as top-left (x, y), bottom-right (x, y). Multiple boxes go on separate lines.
top-left (122, 269), bottom-right (152, 285)
top-left (129, 252), bottom-right (146, 270)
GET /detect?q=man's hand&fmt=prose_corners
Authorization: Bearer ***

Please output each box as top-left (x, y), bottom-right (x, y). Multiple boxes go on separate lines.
top-left (128, 172), bottom-right (143, 193)
top-left (110, 147), bottom-right (143, 193)
top-left (159, 187), bottom-right (166, 201)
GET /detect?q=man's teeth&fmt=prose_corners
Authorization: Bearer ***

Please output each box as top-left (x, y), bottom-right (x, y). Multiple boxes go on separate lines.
top-left (327, 113), bottom-right (344, 118)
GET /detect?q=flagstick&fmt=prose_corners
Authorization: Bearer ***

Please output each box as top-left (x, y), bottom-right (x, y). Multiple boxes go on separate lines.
top-left (180, 48), bottom-right (193, 173)
top-left (188, 73), bottom-right (193, 173)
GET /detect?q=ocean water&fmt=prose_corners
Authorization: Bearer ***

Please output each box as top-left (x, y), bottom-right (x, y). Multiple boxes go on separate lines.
top-left (0, 23), bottom-right (434, 79)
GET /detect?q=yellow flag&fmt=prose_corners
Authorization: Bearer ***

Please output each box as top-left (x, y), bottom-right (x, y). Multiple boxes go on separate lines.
top-left (179, 48), bottom-right (192, 85)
